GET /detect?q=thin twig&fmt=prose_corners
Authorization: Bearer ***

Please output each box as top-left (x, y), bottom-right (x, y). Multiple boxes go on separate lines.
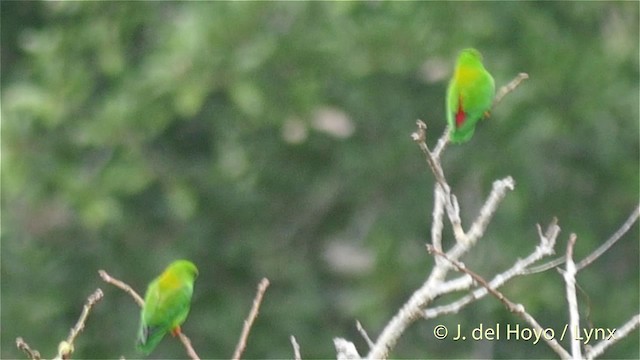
top-left (177, 331), bottom-right (200, 360)
top-left (446, 194), bottom-right (467, 244)
top-left (429, 245), bottom-right (523, 313)
top-left (16, 337), bottom-right (41, 360)
top-left (411, 120), bottom-right (468, 243)
top-left (577, 205), bottom-right (639, 270)
top-left (521, 256), bottom-right (566, 275)
top-left (431, 184), bottom-right (445, 256)
top-left (366, 272), bottom-right (443, 359)
top-left (356, 320), bottom-right (374, 349)
top-left (464, 176), bottom-right (516, 243)
top-left (290, 335), bottom-right (302, 360)
top-left (54, 289), bottom-right (105, 360)
top-left (232, 278), bottom-right (270, 360)
top-left (446, 176), bottom-right (515, 259)
top-left (432, 275), bottom-right (475, 296)
top-left (562, 234), bottom-right (582, 359)
top-left (526, 206), bottom-right (639, 274)
top-left (493, 72), bottom-right (529, 107)
top-left (411, 120), bottom-right (449, 192)
top-left (98, 269), bottom-right (144, 307)
top-left (334, 338), bottom-right (362, 360)
top-left (424, 220), bottom-right (559, 320)
top-left (432, 127), bottom-right (450, 160)
top-left (427, 244), bottom-right (571, 359)
top-left (585, 313), bottom-right (640, 359)
top-left (16, 290), bottom-right (104, 360)
top-left (65, 289), bottom-right (104, 347)
top-left (430, 184), bottom-right (448, 270)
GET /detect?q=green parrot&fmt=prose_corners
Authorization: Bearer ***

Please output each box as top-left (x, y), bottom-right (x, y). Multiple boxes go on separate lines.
top-left (446, 48), bottom-right (495, 143)
top-left (137, 259), bottom-right (198, 355)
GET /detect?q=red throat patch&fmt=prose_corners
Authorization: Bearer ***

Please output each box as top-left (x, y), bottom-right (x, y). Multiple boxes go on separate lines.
top-left (456, 96), bottom-right (466, 127)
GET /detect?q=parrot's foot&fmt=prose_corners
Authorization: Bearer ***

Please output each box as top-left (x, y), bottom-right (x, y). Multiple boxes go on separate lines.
top-left (171, 326), bottom-right (182, 337)
top-left (483, 110), bottom-right (491, 119)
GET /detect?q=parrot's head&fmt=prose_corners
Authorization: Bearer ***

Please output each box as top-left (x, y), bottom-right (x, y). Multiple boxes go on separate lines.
top-left (457, 48), bottom-right (483, 66)
top-left (168, 259), bottom-right (199, 281)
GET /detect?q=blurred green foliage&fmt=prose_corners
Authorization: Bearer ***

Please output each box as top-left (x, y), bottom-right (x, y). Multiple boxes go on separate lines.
top-left (2, 2), bottom-right (638, 359)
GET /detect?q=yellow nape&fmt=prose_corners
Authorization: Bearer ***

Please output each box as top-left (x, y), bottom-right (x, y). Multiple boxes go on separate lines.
top-left (158, 269), bottom-right (181, 289)
top-left (455, 66), bottom-right (481, 88)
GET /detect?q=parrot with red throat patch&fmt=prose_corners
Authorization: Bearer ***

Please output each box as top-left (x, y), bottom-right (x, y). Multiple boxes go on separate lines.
top-left (136, 259), bottom-right (198, 355)
top-left (446, 48), bottom-right (495, 143)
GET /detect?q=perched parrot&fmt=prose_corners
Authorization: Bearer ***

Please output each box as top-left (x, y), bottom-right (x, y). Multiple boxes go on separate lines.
top-left (446, 48), bottom-right (495, 143)
top-left (136, 259), bottom-right (198, 355)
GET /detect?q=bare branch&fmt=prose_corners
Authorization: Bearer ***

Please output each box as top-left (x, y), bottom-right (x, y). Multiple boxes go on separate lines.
top-left (412, 122), bottom-right (515, 250)
top-left (356, 321), bottom-right (374, 349)
top-left (98, 269), bottom-right (144, 307)
top-left (577, 205), bottom-right (639, 270)
top-left (445, 193), bottom-right (466, 244)
top-left (431, 186), bottom-right (445, 251)
top-left (526, 206), bottom-right (639, 274)
top-left (16, 337), bottom-right (41, 360)
top-left (493, 72), bottom-right (529, 107)
top-left (177, 331), bottom-right (200, 360)
top-left (562, 234), bottom-right (581, 359)
top-left (432, 127), bottom-right (450, 160)
top-left (366, 118), bottom-right (515, 359)
top-left (465, 176), bottom-right (516, 242)
top-left (424, 220), bottom-right (559, 319)
top-left (411, 120), bottom-right (449, 193)
top-left (232, 278), bottom-right (270, 360)
top-left (522, 256), bottom-right (565, 275)
top-left (432, 274), bottom-right (474, 296)
top-left (366, 275), bottom-right (440, 359)
top-left (428, 244), bottom-right (571, 359)
top-left (290, 335), bottom-right (302, 360)
top-left (54, 289), bottom-right (104, 360)
top-left (431, 184), bottom-right (446, 266)
top-left (411, 121), bottom-right (467, 243)
top-left (428, 245), bottom-right (516, 311)
top-left (16, 289), bottom-right (104, 360)
top-left (446, 176), bottom-right (515, 260)
top-left (585, 314), bottom-right (640, 359)
top-left (366, 176), bottom-right (515, 359)
top-left (334, 338), bottom-right (361, 360)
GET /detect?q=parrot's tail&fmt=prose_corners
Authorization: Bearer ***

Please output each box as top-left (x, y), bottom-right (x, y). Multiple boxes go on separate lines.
top-left (137, 325), bottom-right (166, 355)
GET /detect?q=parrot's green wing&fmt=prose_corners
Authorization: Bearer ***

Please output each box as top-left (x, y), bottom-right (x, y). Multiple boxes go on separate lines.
top-left (137, 260), bottom-right (198, 355)
top-left (446, 48), bottom-right (495, 143)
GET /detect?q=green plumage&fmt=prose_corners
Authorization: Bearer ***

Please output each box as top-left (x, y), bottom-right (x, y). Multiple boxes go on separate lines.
top-left (446, 48), bottom-right (495, 143)
top-left (136, 260), bottom-right (198, 355)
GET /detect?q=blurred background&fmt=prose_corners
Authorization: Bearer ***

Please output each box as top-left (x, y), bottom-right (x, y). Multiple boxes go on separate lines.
top-left (1, 2), bottom-right (638, 359)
